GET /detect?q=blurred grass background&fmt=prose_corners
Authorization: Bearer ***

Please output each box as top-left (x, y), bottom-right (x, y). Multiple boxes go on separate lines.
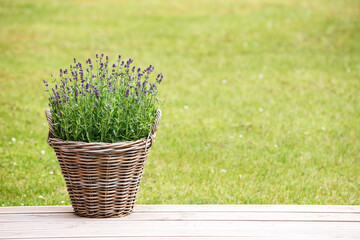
top-left (0, 0), bottom-right (359, 206)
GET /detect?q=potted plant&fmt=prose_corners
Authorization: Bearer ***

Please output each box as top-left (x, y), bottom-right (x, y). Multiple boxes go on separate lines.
top-left (43, 54), bottom-right (163, 218)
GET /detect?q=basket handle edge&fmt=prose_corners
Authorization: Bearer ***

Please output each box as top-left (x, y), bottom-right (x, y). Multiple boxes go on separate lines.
top-left (45, 109), bottom-right (55, 146)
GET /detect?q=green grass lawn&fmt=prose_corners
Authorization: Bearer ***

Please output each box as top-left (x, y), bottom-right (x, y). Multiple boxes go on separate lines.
top-left (0, 0), bottom-right (359, 206)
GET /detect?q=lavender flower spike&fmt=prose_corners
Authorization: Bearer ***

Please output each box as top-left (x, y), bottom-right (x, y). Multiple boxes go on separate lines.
top-left (125, 89), bottom-right (129, 98)
top-left (93, 106), bottom-right (97, 109)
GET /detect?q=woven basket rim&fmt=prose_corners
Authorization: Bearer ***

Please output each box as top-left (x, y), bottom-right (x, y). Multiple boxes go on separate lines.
top-left (47, 135), bottom-right (149, 145)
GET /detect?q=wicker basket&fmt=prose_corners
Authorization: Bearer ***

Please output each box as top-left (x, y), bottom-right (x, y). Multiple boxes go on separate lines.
top-left (45, 109), bottom-right (161, 218)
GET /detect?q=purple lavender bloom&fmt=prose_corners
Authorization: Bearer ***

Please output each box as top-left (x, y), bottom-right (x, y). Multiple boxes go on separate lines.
top-left (43, 79), bottom-right (48, 84)
top-left (112, 63), bottom-right (116, 68)
top-left (125, 58), bottom-right (133, 68)
top-left (74, 58), bottom-right (76, 63)
top-left (145, 65), bottom-right (154, 74)
top-left (106, 104), bottom-right (110, 109)
top-left (101, 53), bottom-right (104, 57)
top-left (96, 53), bottom-right (99, 58)
top-left (112, 87), bottom-right (116, 92)
top-left (156, 72), bottom-right (163, 84)
top-left (86, 83), bottom-right (89, 90)
top-left (150, 83), bottom-right (156, 91)
top-left (93, 106), bottom-right (97, 109)
top-left (125, 89), bottom-right (129, 98)
top-left (130, 105), bottom-right (133, 110)
top-left (106, 56), bottom-right (109, 60)
top-left (123, 105), bottom-right (126, 111)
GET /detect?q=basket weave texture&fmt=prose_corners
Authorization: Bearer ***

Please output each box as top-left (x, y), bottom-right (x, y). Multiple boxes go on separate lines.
top-left (45, 109), bottom-right (161, 218)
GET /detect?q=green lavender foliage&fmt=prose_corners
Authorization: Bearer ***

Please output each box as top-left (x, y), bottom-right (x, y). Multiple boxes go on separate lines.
top-left (44, 54), bottom-right (164, 143)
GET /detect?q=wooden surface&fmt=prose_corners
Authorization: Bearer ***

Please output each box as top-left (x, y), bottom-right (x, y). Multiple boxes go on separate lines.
top-left (0, 205), bottom-right (359, 239)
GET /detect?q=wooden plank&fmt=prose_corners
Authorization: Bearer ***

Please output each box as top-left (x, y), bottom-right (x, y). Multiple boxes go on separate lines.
top-left (0, 206), bottom-right (73, 214)
top-left (1, 205), bottom-right (359, 214)
top-left (0, 211), bottom-right (359, 222)
top-left (1, 221), bottom-right (359, 238)
top-left (137, 205), bottom-right (360, 213)
top-left (1, 237), bottom-right (357, 240)
top-left (1, 205), bottom-right (359, 239)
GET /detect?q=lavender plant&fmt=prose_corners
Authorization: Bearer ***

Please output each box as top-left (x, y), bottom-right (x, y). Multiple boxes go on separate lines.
top-left (43, 54), bottom-right (164, 143)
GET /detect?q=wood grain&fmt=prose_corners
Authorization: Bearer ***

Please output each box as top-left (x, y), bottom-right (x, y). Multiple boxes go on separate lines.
top-left (0, 205), bottom-right (359, 239)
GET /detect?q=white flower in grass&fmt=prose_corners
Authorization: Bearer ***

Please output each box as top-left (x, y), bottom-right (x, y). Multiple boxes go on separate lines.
top-left (259, 108), bottom-right (263, 112)
top-left (13, 162), bottom-right (17, 166)
top-left (21, 203), bottom-right (24, 206)
top-left (49, 171), bottom-right (54, 175)
top-left (239, 174), bottom-right (242, 178)
top-left (274, 144), bottom-right (278, 148)
top-left (259, 73), bottom-right (264, 79)
top-left (39, 196), bottom-right (43, 199)
top-left (321, 126), bottom-right (326, 131)
top-left (41, 150), bottom-right (45, 155)
top-left (184, 105), bottom-right (189, 110)
top-left (1, 204), bottom-right (4, 207)
top-left (222, 79), bottom-right (227, 84)
top-left (11, 138), bottom-right (16, 142)
top-left (61, 201), bottom-right (65, 204)
top-left (221, 169), bottom-right (227, 173)
top-left (239, 134), bottom-right (243, 138)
